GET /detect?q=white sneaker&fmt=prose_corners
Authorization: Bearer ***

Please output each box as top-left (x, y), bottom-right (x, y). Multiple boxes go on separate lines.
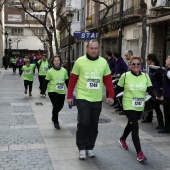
top-left (87, 150), bottom-right (95, 158)
top-left (79, 150), bottom-right (86, 160)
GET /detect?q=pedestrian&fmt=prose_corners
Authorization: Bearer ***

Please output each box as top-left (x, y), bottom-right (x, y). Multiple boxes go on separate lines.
top-left (2, 56), bottom-right (9, 70)
top-left (40, 56), bottom-right (69, 130)
top-left (20, 60), bottom-right (36, 96)
top-left (37, 54), bottom-right (49, 93)
top-left (141, 53), bottom-right (164, 130)
top-left (116, 56), bottom-right (156, 162)
top-left (158, 55), bottom-right (170, 133)
top-left (67, 39), bottom-right (114, 160)
top-left (105, 50), bottom-right (115, 75)
top-left (113, 51), bottom-right (128, 78)
top-left (124, 49), bottom-right (133, 65)
top-left (11, 56), bottom-right (18, 74)
top-left (16, 56), bottom-right (24, 74)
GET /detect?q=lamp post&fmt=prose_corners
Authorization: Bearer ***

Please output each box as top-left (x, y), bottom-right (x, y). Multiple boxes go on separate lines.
top-left (5, 31), bottom-right (8, 56)
top-left (66, 11), bottom-right (74, 77)
top-left (49, 25), bottom-right (53, 58)
top-left (8, 38), bottom-right (12, 57)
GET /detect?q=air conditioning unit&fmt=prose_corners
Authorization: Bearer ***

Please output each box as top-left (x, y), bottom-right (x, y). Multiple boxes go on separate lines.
top-left (151, 0), bottom-right (167, 8)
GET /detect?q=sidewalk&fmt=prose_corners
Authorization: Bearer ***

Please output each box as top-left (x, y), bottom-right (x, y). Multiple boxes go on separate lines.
top-left (0, 68), bottom-right (170, 170)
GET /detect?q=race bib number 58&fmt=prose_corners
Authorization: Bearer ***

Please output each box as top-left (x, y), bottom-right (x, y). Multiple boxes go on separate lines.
top-left (86, 79), bottom-right (100, 89)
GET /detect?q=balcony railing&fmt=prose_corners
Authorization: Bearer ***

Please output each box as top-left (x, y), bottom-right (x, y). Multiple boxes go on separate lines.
top-left (85, 14), bottom-right (98, 30)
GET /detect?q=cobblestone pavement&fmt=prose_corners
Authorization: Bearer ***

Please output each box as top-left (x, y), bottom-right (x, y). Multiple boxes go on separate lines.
top-left (0, 68), bottom-right (170, 170)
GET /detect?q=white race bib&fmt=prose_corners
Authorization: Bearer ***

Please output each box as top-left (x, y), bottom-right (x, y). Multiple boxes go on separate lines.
top-left (132, 98), bottom-right (144, 107)
top-left (43, 67), bottom-right (48, 72)
top-left (86, 79), bottom-right (100, 89)
top-left (56, 83), bottom-right (64, 90)
top-left (25, 69), bottom-right (31, 74)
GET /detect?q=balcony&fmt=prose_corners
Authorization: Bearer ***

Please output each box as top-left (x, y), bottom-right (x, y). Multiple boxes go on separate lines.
top-left (85, 14), bottom-right (98, 30)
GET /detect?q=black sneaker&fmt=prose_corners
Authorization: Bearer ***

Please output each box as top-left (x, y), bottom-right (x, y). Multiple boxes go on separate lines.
top-left (24, 89), bottom-right (27, 94)
top-left (29, 92), bottom-right (32, 96)
top-left (155, 125), bottom-right (164, 130)
top-left (54, 123), bottom-right (60, 129)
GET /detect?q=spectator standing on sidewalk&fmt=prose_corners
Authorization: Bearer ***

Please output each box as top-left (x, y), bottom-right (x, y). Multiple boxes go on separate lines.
top-left (105, 50), bottom-right (115, 75)
top-left (124, 50), bottom-right (133, 65)
top-left (67, 39), bottom-right (114, 160)
top-left (37, 54), bottom-right (49, 93)
top-left (158, 55), bottom-right (170, 134)
top-left (3, 56), bottom-right (9, 70)
top-left (40, 56), bottom-right (69, 130)
top-left (20, 60), bottom-right (36, 96)
top-left (116, 56), bottom-right (156, 162)
top-left (17, 56), bottom-right (24, 74)
top-left (141, 53), bottom-right (164, 130)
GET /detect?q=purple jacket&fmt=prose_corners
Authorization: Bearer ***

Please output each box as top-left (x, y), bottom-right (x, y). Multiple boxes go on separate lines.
top-left (114, 57), bottom-right (128, 75)
top-left (17, 58), bottom-right (24, 66)
top-left (107, 57), bottom-right (115, 75)
top-left (162, 68), bottom-right (170, 98)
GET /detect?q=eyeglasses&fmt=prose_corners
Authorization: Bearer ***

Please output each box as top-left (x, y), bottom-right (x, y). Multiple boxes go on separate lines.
top-left (131, 63), bottom-right (141, 66)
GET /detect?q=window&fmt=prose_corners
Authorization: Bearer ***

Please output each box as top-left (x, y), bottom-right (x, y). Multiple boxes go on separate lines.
top-left (25, 14), bottom-right (45, 20)
top-left (76, 11), bottom-right (80, 21)
top-left (8, 0), bottom-right (22, 7)
top-left (32, 28), bottom-right (45, 35)
top-left (11, 28), bottom-right (23, 36)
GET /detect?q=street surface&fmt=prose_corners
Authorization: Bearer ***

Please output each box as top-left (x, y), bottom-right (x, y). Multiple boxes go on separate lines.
top-left (0, 68), bottom-right (170, 170)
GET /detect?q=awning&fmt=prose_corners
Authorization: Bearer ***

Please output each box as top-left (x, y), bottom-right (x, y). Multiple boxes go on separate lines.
top-left (147, 15), bottom-right (170, 25)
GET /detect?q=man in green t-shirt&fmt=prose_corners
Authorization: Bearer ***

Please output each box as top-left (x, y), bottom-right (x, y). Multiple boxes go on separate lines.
top-left (20, 60), bottom-right (36, 96)
top-left (67, 39), bottom-right (114, 160)
top-left (38, 54), bottom-right (49, 93)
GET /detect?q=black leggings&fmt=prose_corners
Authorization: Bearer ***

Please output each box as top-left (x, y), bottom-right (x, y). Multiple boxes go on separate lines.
top-left (120, 110), bottom-right (142, 154)
top-left (38, 75), bottom-right (46, 91)
top-left (12, 64), bottom-right (17, 73)
top-left (48, 92), bottom-right (65, 123)
top-left (24, 80), bottom-right (33, 93)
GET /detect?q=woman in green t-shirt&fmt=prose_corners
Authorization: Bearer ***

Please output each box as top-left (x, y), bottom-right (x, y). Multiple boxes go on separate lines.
top-left (40, 56), bottom-right (69, 129)
top-left (116, 56), bottom-right (155, 162)
top-left (20, 60), bottom-right (36, 96)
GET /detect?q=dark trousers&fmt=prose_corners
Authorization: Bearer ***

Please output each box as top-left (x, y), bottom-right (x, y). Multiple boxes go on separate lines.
top-left (24, 80), bottom-right (33, 93)
top-left (121, 110), bottom-right (142, 153)
top-left (76, 99), bottom-right (102, 150)
top-left (18, 65), bottom-right (22, 74)
top-left (48, 92), bottom-right (65, 124)
top-left (12, 64), bottom-right (17, 73)
top-left (38, 75), bottom-right (46, 91)
top-left (163, 97), bottom-right (170, 130)
top-left (145, 99), bottom-right (164, 126)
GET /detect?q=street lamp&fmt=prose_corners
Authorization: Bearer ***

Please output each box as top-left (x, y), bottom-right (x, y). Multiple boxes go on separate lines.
top-left (49, 25), bottom-right (53, 58)
top-left (66, 11), bottom-right (74, 76)
top-left (8, 38), bottom-right (12, 57)
top-left (5, 31), bottom-right (8, 56)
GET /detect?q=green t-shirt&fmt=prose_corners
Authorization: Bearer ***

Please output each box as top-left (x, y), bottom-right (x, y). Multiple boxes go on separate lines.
top-left (71, 55), bottom-right (111, 102)
top-left (38, 60), bottom-right (49, 76)
top-left (21, 64), bottom-right (36, 81)
top-left (45, 67), bottom-right (68, 94)
top-left (11, 58), bottom-right (18, 64)
top-left (118, 71), bottom-right (152, 111)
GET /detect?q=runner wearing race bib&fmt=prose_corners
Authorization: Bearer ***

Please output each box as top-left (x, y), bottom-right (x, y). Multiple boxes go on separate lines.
top-left (20, 60), bottom-right (36, 96)
top-left (40, 56), bottom-right (69, 130)
top-left (67, 39), bottom-right (114, 160)
top-left (116, 56), bottom-right (156, 162)
top-left (38, 54), bottom-right (49, 93)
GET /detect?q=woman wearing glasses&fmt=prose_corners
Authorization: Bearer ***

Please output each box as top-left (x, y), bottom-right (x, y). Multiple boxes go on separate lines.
top-left (115, 56), bottom-right (155, 162)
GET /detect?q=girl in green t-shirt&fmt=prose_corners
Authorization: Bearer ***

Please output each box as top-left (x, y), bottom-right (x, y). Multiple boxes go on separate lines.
top-left (40, 56), bottom-right (69, 129)
top-left (20, 60), bottom-right (36, 96)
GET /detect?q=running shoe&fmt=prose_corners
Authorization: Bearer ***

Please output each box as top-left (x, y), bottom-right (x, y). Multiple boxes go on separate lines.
top-left (79, 150), bottom-right (86, 160)
top-left (118, 139), bottom-right (128, 149)
top-left (86, 150), bottom-right (95, 158)
top-left (24, 89), bottom-right (27, 94)
top-left (29, 92), bottom-right (32, 96)
top-left (137, 150), bottom-right (147, 162)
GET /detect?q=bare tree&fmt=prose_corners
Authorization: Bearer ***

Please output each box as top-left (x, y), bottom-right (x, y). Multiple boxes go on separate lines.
top-left (92, 0), bottom-right (115, 41)
top-left (10, 0), bottom-right (65, 57)
top-left (0, 0), bottom-right (6, 11)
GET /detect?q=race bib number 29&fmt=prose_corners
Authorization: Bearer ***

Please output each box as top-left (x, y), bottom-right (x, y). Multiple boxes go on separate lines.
top-left (86, 79), bottom-right (100, 89)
